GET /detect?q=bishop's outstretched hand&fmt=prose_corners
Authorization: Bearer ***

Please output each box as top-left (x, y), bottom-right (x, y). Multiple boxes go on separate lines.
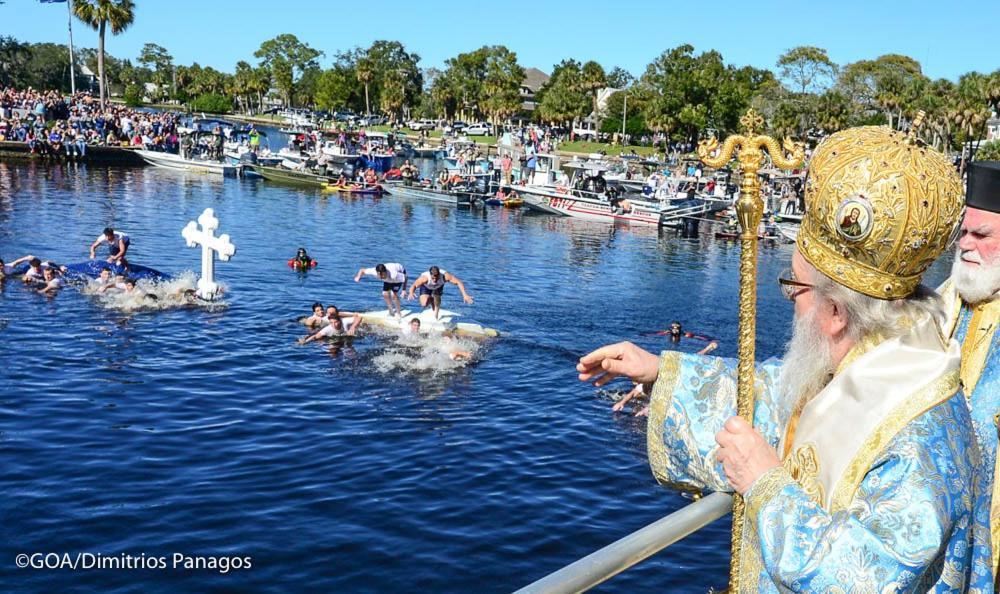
top-left (577, 341), bottom-right (660, 387)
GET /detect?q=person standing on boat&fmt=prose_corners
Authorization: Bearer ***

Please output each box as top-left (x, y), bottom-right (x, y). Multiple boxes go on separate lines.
top-left (355, 262), bottom-right (407, 317)
top-left (576, 126), bottom-right (993, 592)
top-left (407, 266), bottom-right (474, 319)
top-left (400, 160), bottom-right (418, 187)
top-left (938, 160), bottom-right (1000, 574)
top-left (248, 127), bottom-right (260, 155)
top-left (525, 153), bottom-right (537, 184)
top-left (501, 153), bottom-right (513, 186)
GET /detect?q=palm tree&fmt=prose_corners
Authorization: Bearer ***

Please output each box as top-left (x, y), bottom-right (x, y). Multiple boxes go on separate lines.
top-left (953, 105), bottom-right (991, 174)
top-left (986, 70), bottom-right (1000, 118)
top-left (356, 57), bottom-right (374, 116)
top-left (579, 61), bottom-right (607, 129)
top-left (73, 0), bottom-right (135, 106)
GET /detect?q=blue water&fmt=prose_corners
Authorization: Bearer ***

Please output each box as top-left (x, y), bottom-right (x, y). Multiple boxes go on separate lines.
top-left (0, 161), bottom-right (954, 592)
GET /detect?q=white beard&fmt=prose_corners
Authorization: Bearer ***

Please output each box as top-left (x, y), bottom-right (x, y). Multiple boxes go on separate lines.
top-left (951, 246), bottom-right (1000, 304)
top-left (777, 307), bottom-right (835, 422)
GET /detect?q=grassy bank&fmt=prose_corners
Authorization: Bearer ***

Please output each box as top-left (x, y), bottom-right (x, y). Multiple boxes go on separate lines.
top-left (558, 141), bottom-right (661, 157)
top-left (368, 125), bottom-right (494, 146)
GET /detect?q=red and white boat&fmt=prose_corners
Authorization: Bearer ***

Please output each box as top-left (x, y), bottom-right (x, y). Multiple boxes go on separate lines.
top-left (519, 162), bottom-right (725, 227)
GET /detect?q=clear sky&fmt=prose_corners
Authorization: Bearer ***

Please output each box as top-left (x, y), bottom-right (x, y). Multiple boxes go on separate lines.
top-left (4, 0), bottom-right (999, 81)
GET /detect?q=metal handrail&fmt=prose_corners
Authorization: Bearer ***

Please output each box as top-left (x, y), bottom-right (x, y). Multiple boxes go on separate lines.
top-left (515, 492), bottom-right (733, 594)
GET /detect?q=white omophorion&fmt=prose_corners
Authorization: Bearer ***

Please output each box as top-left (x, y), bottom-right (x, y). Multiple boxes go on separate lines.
top-left (181, 208), bottom-right (236, 300)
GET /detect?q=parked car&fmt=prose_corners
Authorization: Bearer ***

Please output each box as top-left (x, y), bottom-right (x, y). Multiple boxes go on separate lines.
top-left (408, 119), bottom-right (437, 131)
top-left (357, 114), bottom-right (387, 126)
top-left (464, 123), bottom-right (493, 136)
top-left (443, 121), bottom-right (468, 135)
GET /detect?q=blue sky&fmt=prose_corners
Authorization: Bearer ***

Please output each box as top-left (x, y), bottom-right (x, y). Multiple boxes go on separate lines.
top-left (5, 0), bottom-right (999, 81)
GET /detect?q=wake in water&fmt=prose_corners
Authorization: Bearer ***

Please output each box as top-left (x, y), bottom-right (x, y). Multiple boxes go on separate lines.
top-left (79, 271), bottom-right (228, 312)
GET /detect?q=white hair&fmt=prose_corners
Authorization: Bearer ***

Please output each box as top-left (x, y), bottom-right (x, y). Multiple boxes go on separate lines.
top-left (777, 307), bottom-right (834, 421)
top-left (809, 273), bottom-right (945, 343)
top-left (777, 267), bottom-right (944, 420)
top-left (952, 245), bottom-right (1000, 304)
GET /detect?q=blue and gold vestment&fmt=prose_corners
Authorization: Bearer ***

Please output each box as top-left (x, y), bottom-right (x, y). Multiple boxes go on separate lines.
top-left (647, 316), bottom-right (994, 592)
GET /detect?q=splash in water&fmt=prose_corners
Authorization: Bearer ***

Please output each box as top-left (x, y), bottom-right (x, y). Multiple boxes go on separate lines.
top-left (80, 271), bottom-right (228, 312)
top-left (372, 331), bottom-right (482, 375)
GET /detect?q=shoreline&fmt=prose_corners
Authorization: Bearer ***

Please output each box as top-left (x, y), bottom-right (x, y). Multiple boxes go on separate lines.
top-left (0, 141), bottom-right (147, 165)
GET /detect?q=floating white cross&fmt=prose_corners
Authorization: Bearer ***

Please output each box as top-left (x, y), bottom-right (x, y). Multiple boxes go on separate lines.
top-left (181, 208), bottom-right (236, 300)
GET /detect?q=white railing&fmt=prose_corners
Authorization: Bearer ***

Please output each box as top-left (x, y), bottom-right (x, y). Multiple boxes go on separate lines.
top-left (515, 492), bottom-right (733, 594)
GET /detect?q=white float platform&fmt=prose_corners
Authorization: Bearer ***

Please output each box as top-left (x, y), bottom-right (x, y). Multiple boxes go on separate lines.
top-left (359, 308), bottom-right (499, 338)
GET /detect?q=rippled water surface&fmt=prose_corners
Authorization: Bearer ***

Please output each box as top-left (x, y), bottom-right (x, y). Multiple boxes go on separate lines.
top-left (0, 161), bottom-right (953, 592)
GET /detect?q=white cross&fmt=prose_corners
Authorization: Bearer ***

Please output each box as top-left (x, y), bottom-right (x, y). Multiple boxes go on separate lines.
top-left (181, 208), bottom-right (236, 300)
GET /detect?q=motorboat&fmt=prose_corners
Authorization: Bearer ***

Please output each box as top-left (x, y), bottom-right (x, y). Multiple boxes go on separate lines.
top-left (252, 164), bottom-right (342, 188)
top-left (318, 140), bottom-right (360, 165)
top-left (224, 128), bottom-right (281, 168)
top-left (390, 183), bottom-right (473, 206)
top-left (519, 161), bottom-right (727, 227)
top-left (135, 149), bottom-right (238, 176)
top-left (357, 131), bottom-right (395, 172)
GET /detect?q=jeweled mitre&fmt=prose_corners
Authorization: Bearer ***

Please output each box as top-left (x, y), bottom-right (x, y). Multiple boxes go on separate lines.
top-left (797, 125), bottom-right (964, 299)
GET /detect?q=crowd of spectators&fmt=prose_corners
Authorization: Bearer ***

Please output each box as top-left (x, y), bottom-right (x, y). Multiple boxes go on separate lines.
top-left (0, 87), bottom-right (182, 156)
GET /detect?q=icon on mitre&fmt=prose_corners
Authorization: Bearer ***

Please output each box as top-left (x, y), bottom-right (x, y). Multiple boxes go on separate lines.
top-left (834, 196), bottom-right (874, 242)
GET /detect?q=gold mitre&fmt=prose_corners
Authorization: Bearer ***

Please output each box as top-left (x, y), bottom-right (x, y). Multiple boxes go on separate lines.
top-left (796, 122), bottom-right (964, 299)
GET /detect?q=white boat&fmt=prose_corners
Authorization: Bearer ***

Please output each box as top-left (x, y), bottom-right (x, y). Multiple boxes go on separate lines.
top-left (360, 308), bottom-right (499, 338)
top-left (520, 188), bottom-right (663, 225)
top-left (777, 223), bottom-right (798, 242)
top-left (518, 162), bottom-right (663, 225)
top-left (135, 150), bottom-right (237, 176)
top-left (319, 140), bottom-right (360, 164)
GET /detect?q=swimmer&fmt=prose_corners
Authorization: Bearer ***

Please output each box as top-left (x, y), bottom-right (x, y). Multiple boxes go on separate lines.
top-left (22, 257), bottom-right (65, 284)
top-left (645, 321), bottom-right (715, 344)
top-left (302, 302), bottom-right (326, 327)
top-left (407, 266), bottom-right (473, 319)
top-left (0, 255), bottom-right (32, 279)
top-left (36, 266), bottom-right (65, 295)
top-left (99, 273), bottom-right (128, 293)
top-left (401, 317), bottom-right (422, 335)
top-left (611, 340), bottom-right (717, 416)
top-left (440, 330), bottom-right (474, 361)
top-left (92, 266), bottom-right (116, 290)
top-left (354, 262), bottom-right (407, 317)
top-left (612, 383), bottom-right (648, 415)
top-left (121, 278), bottom-right (139, 295)
top-left (299, 313), bottom-right (362, 344)
top-left (290, 247), bottom-right (315, 270)
top-left (403, 321), bottom-right (473, 361)
top-left (89, 227), bottom-right (131, 267)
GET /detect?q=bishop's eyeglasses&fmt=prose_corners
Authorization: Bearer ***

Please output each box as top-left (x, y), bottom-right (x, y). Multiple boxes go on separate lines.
top-left (778, 268), bottom-right (814, 301)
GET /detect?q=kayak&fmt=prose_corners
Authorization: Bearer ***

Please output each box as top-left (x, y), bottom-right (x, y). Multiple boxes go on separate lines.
top-left (323, 184), bottom-right (386, 196)
top-left (359, 308), bottom-right (499, 339)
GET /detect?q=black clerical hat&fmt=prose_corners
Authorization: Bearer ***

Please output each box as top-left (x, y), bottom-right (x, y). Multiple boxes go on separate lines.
top-left (967, 161), bottom-right (1000, 213)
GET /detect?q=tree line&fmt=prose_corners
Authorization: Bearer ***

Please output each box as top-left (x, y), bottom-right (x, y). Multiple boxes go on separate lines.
top-left (1, 3), bottom-right (998, 155)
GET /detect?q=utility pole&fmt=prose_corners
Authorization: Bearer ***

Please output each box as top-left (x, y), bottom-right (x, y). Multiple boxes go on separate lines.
top-left (67, 0), bottom-right (76, 94)
top-left (621, 92), bottom-right (627, 142)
